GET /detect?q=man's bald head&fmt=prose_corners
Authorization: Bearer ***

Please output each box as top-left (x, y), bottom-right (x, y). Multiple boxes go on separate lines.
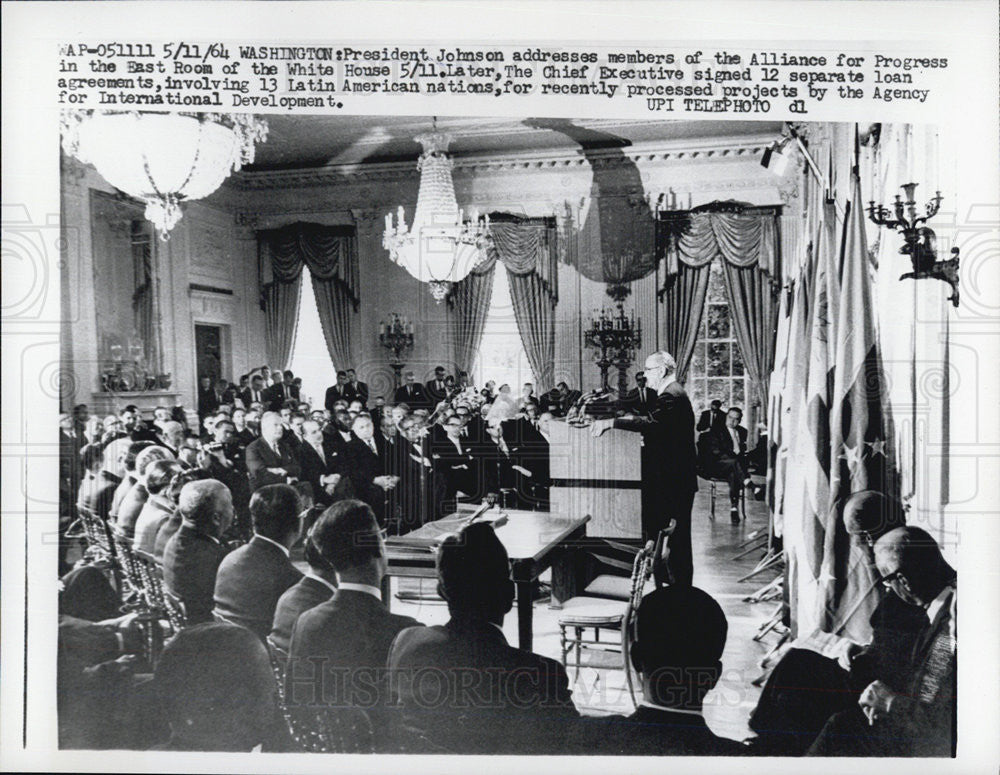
top-left (179, 479), bottom-right (233, 537)
top-left (874, 526), bottom-right (955, 606)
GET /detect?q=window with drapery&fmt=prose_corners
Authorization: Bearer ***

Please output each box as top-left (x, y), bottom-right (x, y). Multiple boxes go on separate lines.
top-left (474, 267), bottom-right (533, 390)
top-left (686, 260), bottom-right (753, 417)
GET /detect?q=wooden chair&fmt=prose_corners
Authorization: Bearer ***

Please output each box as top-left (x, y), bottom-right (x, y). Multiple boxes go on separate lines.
top-left (133, 547), bottom-right (187, 633)
top-left (702, 475), bottom-right (746, 520)
top-left (557, 525), bottom-right (674, 703)
top-left (110, 528), bottom-right (146, 609)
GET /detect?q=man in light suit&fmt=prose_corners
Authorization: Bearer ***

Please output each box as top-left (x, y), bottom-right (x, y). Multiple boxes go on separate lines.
top-left (245, 412), bottom-right (302, 492)
top-left (592, 350), bottom-right (698, 586)
top-left (388, 522), bottom-right (577, 754)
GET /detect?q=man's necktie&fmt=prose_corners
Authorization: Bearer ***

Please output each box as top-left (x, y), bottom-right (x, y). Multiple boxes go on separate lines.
top-left (368, 439), bottom-right (378, 456)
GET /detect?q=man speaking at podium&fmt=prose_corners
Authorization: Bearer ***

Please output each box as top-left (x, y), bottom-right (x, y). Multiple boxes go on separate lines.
top-left (592, 350), bottom-right (698, 586)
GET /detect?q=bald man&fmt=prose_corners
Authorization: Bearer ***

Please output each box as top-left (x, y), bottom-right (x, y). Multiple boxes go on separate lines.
top-left (593, 350), bottom-right (698, 585)
top-left (162, 480), bottom-right (234, 624)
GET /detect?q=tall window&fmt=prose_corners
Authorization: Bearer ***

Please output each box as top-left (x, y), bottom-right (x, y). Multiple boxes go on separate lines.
top-left (287, 270), bottom-right (334, 407)
top-left (474, 268), bottom-right (532, 390)
top-left (685, 260), bottom-right (754, 417)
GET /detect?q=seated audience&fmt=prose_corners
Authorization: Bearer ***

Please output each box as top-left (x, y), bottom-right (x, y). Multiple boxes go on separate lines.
top-left (572, 585), bottom-right (747, 755)
top-left (807, 526), bottom-right (956, 757)
top-left (163, 479), bottom-right (234, 624)
top-left (133, 459), bottom-right (184, 554)
top-left (749, 490), bottom-right (925, 755)
top-left (287, 500), bottom-right (420, 739)
top-left (76, 443), bottom-right (119, 522)
top-left (153, 468), bottom-right (212, 562)
top-left (109, 440), bottom-right (155, 522)
top-left (115, 445), bottom-right (174, 536)
top-left (245, 411), bottom-right (302, 492)
top-left (151, 623), bottom-right (279, 751)
top-left (388, 522), bottom-right (576, 754)
top-left (213, 484), bottom-right (303, 641)
top-left (269, 512), bottom-right (338, 654)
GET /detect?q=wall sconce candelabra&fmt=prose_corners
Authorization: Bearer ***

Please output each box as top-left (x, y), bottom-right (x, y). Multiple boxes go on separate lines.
top-left (867, 182), bottom-right (960, 307)
top-left (378, 313), bottom-right (415, 387)
top-left (584, 284), bottom-right (642, 395)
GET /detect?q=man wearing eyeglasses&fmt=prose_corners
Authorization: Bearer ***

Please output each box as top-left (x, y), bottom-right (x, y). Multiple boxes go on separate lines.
top-left (807, 526), bottom-right (957, 757)
top-left (592, 350), bottom-right (698, 586)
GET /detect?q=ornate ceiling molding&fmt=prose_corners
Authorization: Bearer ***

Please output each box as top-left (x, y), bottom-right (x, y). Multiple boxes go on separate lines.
top-left (235, 136), bottom-right (775, 192)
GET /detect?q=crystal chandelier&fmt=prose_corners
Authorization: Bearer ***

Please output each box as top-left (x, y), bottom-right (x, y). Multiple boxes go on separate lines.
top-left (383, 130), bottom-right (491, 302)
top-left (61, 110), bottom-right (268, 240)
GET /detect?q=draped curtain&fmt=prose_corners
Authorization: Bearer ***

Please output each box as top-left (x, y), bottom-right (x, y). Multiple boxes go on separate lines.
top-left (450, 264), bottom-right (496, 376)
top-left (258, 223), bottom-right (360, 370)
top-left (659, 208), bottom-right (781, 391)
top-left (449, 216), bottom-right (558, 388)
top-left (261, 275), bottom-right (302, 370)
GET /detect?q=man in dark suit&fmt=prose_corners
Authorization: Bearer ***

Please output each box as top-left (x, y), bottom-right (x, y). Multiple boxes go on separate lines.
top-left (197, 376), bottom-right (219, 421)
top-left (388, 522), bottom-right (577, 754)
top-left (592, 350), bottom-right (698, 586)
top-left (748, 492), bottom-right (927, 756)
top-left (696, 399), bottom-right (726, 434)
top-left (162, 479), bottom-right (233, 624)
top-left (245, 412), bottom-right (302, 492)
top-left (269, 513), bottom-right (338, 654)
top-left (624, 371), bottom-right (658, 415)
top-left (342, 414), bottom-right (397, 525)
top-left (572, 585), bottom-right (747, 756)
top-left (424, 365), bottom-right (449, 407)
top-left (240, 374), bottom-right (267, 409)
top-left (324, 371), bottom-right (351, 413)
top-left (287, 500), bottom-right (421, 733)
top-left (213, 484), bottom-right (303, 641)
top-left (345, 368), bottom-right (369, 406)
top-left (431, 414), bottom-right (480, 512)
top-left (397, 415), bottom-right (438, 533)
top-left (700, 406), bottom-right (761, 523)
top-left (393, 371), bottom-right (427, 409)
top-left (262, 371), bottom-right (289, 412)
top-left (296, 419), bottom-right (351, 507)
top-left (283, 370), bottom-right (300, 402)
top-left (541, 381), bottom-right (582, 417)
top-left (808, 527), bottom-right (957, 757)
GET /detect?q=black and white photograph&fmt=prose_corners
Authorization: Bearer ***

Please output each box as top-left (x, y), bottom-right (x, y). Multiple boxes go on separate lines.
top-left (2, 3), bottom-right (998, 772)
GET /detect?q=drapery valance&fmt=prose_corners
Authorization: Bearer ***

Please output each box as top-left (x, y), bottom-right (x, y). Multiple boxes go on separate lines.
top-left (470, 214), bottom-right (559, 302)
top-left (659, 207), bottom-right (781, 281)
top-left (258, 222), bottom-right (360, 306)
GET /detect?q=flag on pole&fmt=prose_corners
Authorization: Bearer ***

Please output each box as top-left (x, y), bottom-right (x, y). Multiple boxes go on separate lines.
top-left (790, 199), bottom-right (840, 636)
top-left (818, 162), bottom-right (890, 640)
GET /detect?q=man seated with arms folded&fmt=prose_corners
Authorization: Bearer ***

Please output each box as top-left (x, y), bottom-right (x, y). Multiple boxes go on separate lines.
top-left (748, 490), bottom-right (927, 755)
top-left (572, 585), bottom-right (748, 756)
top-left (133, 459), bottom-right (184, 554)
top-left (807, 526), bottom-right (957, 757)
top-left (286, 500), bottom-right (420, 745)
top-left (163, 479), bottom-right (234, 625)
top-left (388, 522), bottom-right (577, 755)
top-left (150, 622), bottom-right (281, 751)
top-left (269, 511), bottom-right (338, 655)
top-left (245, 411), bottom-right (302, 492)
top-left (213, 484), bottom-right (303, 641)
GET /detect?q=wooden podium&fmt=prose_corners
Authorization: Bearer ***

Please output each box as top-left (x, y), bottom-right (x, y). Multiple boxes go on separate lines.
top-left (548, 419), bottom-right (642, 538)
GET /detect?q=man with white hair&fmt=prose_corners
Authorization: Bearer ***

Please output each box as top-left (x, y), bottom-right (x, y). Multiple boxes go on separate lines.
top-left (244, 411), bottom-right (301, 492)
top-left (158, 420), bottom-right (185, 458)
top-left (593, 350), bottom-right (698, 586)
